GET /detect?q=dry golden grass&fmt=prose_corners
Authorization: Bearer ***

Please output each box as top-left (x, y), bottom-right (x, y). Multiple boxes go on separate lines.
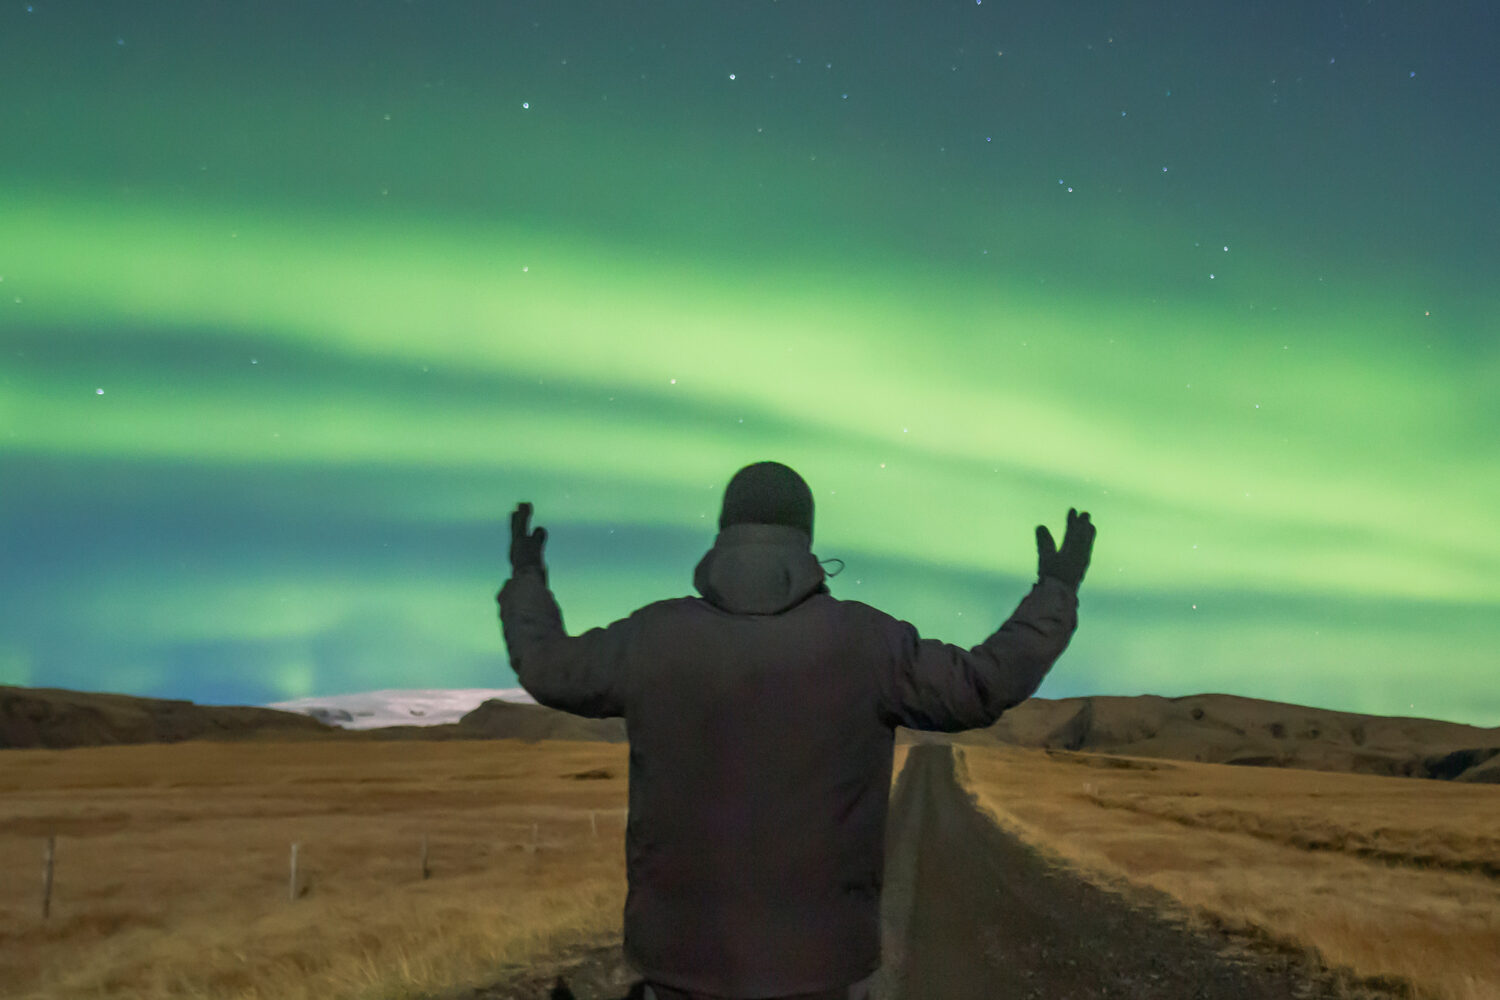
top-left (954, 743), bottom-right (1500, 1000)
top-left (0, 739), bottom-right (916, 1000)
top-left (0, 739), bottom-right (639, 1000)
top-left (14, 734), bottom-right (1491, 1000)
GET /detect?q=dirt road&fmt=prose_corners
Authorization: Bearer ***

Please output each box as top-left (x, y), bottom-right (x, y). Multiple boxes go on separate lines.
top-left (432, 742), bottom-right (1409, 1000)
top-left (881, 743), bottom-right (1411, 1000)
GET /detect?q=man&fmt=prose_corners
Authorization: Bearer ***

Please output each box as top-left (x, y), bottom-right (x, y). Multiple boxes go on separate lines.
top-left (498, 461), bottom-right (1093, 1000)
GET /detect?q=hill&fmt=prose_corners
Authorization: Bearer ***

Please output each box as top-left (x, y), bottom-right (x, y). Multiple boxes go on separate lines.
top-left (0, 684), bottom-right (332, 748)
top-left (958, 692), bottom-right (1500, 783)
top-left (2, 684), bottom-right (1496, 783)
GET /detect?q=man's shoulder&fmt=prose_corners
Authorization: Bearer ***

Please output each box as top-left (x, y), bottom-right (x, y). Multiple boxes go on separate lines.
top-left (629, 596), bottom-right (703, 617)
top-left (774, 591), bottom-right (884, 619)
top-left (822, 595), bottom-right (901, 626)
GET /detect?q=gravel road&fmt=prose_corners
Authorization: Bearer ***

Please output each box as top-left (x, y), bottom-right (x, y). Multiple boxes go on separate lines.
top-left (427, 742), bottom-right (1413, 1000)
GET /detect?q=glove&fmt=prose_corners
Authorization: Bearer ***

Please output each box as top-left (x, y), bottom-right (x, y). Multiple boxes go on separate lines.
top-left (1036, 508), bottom-right (1095, 590)
top-left (509, 502), bottom-right (548, 579)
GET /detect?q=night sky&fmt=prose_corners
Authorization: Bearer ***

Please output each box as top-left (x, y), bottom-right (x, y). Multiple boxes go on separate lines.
top-left (2, 2), bottom-right (1496, 726)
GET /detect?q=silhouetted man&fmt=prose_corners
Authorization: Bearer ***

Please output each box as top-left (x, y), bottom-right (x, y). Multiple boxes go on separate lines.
top-left (498, 461), bottom-right (1093, 1000)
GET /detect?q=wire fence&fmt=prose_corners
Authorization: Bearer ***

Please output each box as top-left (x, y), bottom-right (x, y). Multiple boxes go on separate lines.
top-left (29, 808), bottom-right (630, 917)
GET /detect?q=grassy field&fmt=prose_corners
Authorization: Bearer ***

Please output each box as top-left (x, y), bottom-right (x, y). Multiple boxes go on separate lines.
top-left (954, 743), bottom-right (1500, 1000)
top-left (0, 738), bottom-right (909, 1000)
top-left (0, 739), bottom-right (640, 1000)
top-left (5, 736), bottom-right (1495, 1000)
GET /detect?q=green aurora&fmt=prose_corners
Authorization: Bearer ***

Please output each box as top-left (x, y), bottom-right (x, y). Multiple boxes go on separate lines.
top-left (1, 2), bottom-right (1496, 724)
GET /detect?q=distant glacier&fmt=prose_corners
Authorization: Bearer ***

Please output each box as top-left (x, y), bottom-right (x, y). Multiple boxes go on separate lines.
top-left (263, 687), bottom-right (537, 729)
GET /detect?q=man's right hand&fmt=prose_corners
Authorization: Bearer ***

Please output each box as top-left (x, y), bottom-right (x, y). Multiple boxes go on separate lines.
top-left (1036, 508), bottom-right (1095, 590)
top-left (509, 502), bottom-right (549, 579)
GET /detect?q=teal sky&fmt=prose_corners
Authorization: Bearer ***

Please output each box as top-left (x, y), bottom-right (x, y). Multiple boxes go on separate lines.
top-left (2, 1), bottom-right (1496, 726)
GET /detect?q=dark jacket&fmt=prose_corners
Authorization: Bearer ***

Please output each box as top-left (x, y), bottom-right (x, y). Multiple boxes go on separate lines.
top-left (498, 522), bottom-right (1079, 999)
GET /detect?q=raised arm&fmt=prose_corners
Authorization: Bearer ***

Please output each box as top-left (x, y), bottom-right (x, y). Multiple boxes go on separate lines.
top-left (879, 509), bottom-right (1095, 732)
top-left (496, 502), bottom-right (628, 719)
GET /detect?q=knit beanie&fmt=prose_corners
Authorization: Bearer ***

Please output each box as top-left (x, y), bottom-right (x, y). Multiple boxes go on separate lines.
top-left (719, 461), bottom-right (814, 542)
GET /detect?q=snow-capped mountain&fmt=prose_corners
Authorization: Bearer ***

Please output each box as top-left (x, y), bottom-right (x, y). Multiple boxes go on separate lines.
top-left (263, 687), bottom-right (537, 730)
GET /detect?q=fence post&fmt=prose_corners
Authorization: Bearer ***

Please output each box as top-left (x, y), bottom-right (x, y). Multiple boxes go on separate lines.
top-left (420, 834), bottom-right (430, 880)
top-left (289, 842), bottom-right (299, 902)
top-left (41, 835), bottom-right (55, 918)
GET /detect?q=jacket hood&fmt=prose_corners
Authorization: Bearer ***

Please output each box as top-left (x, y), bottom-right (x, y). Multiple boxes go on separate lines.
top-left (693, 523), bottom-right (829, 615)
